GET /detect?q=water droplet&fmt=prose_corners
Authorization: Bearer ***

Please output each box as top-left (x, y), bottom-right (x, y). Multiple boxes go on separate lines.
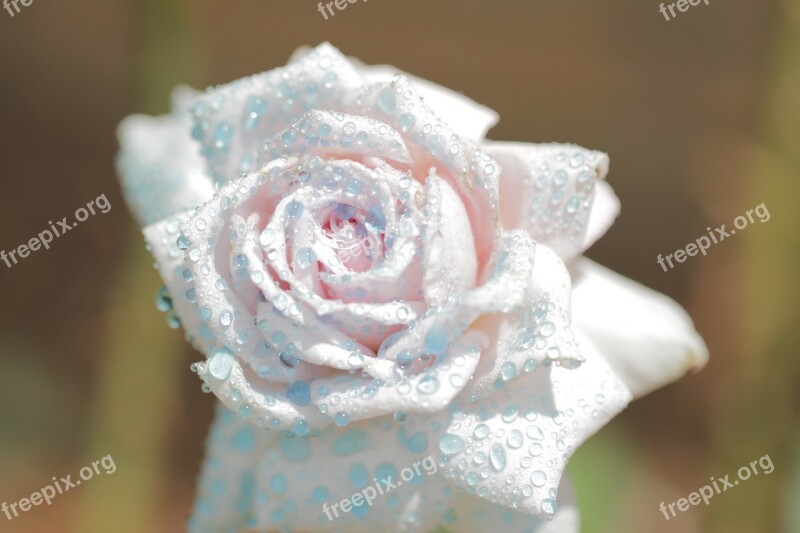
top-left (259, 228), bottom-right (275, 247)
top-left (541, 498), bottom-right (558, 515)
top-left (529, 443), bottom-right (543, 456)
top-left (398, 113), bottom-right (416, 132)
top-left (269, 473), bottom-right (288, 494)
top-left (407, 432), bottom-right (428, 453)
top-left (507, 429), bottom-right (524, 449)
top-left (500, 361), bottom-right (517, 381)
top-left (531, 470), bottom-right (547, 487)
top-left (417, 374), bottom-right (440, 395)
top-left (349, 463), bottom-right (370, 488)
top-left (208, 348), bottom-right (235, 380)
top-left (286, 200), bottom-right (304, 220)
top-left (424, 327), bottom-right (448, 355)
top-left (347, 352), bottom-right (365, 368)
top-left (334, 412), bottom-right (350, 427)
top-left (277, 432), bottom-right (311, 462)
top-left (526, 426), bottom-right (544, 440)
top-left (474, 424), bottom-right (490, 440)
top-left (176, 234), bottom-right (191, 250)
top-left (286, 381), bottom-right (311, 406)
top-left (312, 486), bottom-right (329, 503)
top-left (155, 286), bottom-right (172, 312)
top-left (438, 434), bottom-right (465, 455)
top-left (539, 321), bottom-right (556, 337)
top-left (489, 444), bottom-right (507, 472)
top-left (566, 195), bottom-right (581, 213)
top-left (502, 405), bottom-right (519, 423)
top-left (296, 247), bottom-right (317, 268)
top-left (279, 351), bottom-right (300, 368)
top-left (331, 428), bottom-right (372, 457)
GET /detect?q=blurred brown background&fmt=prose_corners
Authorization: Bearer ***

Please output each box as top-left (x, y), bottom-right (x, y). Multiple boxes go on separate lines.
top-left (1, 0), bottom-right (798, 532)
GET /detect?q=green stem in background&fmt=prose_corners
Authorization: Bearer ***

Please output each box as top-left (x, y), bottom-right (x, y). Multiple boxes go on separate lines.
top-left (75, 0), bottom-right (205, 531)
top-left (710, 6), bottom-right (800, 533)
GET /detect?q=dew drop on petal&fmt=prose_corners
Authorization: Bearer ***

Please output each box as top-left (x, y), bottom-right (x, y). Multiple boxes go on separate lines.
top-left (438, 434), bottom-right (465, 455)
top-left (489, 444), bottom-right (507, 472)
top-left (531, 470), bottom-right (547, 487)
top-left (474, 424), bottom-right (490, 440)
top-left (208, 348), bottom-right (235, 380)
top-left (507, 429), bottom-right (524, 449)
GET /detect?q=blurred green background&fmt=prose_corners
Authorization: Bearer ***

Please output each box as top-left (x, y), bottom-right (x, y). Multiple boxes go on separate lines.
top-left (0, 0), bottom-right (798, 531)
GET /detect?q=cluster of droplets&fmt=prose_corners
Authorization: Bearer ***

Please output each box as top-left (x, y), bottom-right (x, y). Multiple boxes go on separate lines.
top-left (523, 147), bottom-right (606, 258)
top-left (188, 45), bottom-right (357, 186)
top-left (432, 406), bottom-right (563, 517)
top-left (154, 285), bottom-right (181, 329)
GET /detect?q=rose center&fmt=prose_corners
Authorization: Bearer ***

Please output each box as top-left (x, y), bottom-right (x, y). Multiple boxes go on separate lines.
top-left (324, 203), bottom-right (384, 273)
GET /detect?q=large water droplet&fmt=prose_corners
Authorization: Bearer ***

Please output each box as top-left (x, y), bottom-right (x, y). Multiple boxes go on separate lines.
top-left (424, 327), bottom-right (449, 355)
top-left (208, 348), bottom-right (235, 380)
top-left (531, 470), bottom-right (547, 487)
top-left (541, 498), bottom-right (558, 515)
top-left (438, 434), bottom-right (465, 455)
top-left (500, 361), bottom-right (517, 381)
top-left (489, 444), bottom-right (507, 472)
top-left (286, 381), bottom-right (311, 406)
top-left (417, 374), bottom-right (440, 395)
top-left (331, 428), bottom-right (372, 457)
top-left (507, 429), bottom-right (524, 449)
top-left (474, 424), bottom-right (490, 440)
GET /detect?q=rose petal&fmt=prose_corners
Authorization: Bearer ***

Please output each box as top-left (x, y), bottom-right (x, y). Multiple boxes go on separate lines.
top-left (582, 180), bottom-right (620, 252)
top-left (571, 258), bottom-right (709, 398)
top-left (419, 171), bottom-right (478, 307)
top-left (117, 87), bottom-right (214, 226)
top-left (488, 142), bottom-right (614, 262)
top-left (190, 43), bottom-right (362, 185)
top-left (188, 403), bottom-right (276, 533)
top-left (354, 75), bottom-right (502, 264)
top-left (424, 331), bottom-right (630, 519)
top-left (143, 212), bottom-right (213, 354)
top-left (362, 64), bottom-right (499, 142)
top-left (247, 414), bottom-right (575, 532)
top-left (310, 330), bottom-right (487, 424)
top-left (466, 243), bottom-right (583, 397)
top-left (261, 110), bottom-right (412, 165)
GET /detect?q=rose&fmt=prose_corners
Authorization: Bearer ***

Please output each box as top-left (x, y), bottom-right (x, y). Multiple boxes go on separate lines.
top-left (117, 43), bottom-right (708, 532)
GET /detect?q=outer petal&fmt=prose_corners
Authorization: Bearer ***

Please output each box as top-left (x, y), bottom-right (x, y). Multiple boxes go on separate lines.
top-left (144, 212), bottom-right (213, 354)
top-left (571, 258), bottom-right (709, 398)
top-left (424, 332), bottom-right (631, 519)
top-left (287, 45), bottom-right (501, 142)
top-left (240, 413), bottom-right (578, 532)
top-left (190, 43), bottom-right (362, 185)
top-left (188, 403), bottom-right (277, 533)
top-left (116, 87), bottom-right (214, 226)
top-left (362, 65), bottom-right (499, 142)
top-left (582, 180), bottom-right (620, 252)
top-left (466, 243), bottom-right (585, 398)
top-left (487, 142), bottom-right (617, 262)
